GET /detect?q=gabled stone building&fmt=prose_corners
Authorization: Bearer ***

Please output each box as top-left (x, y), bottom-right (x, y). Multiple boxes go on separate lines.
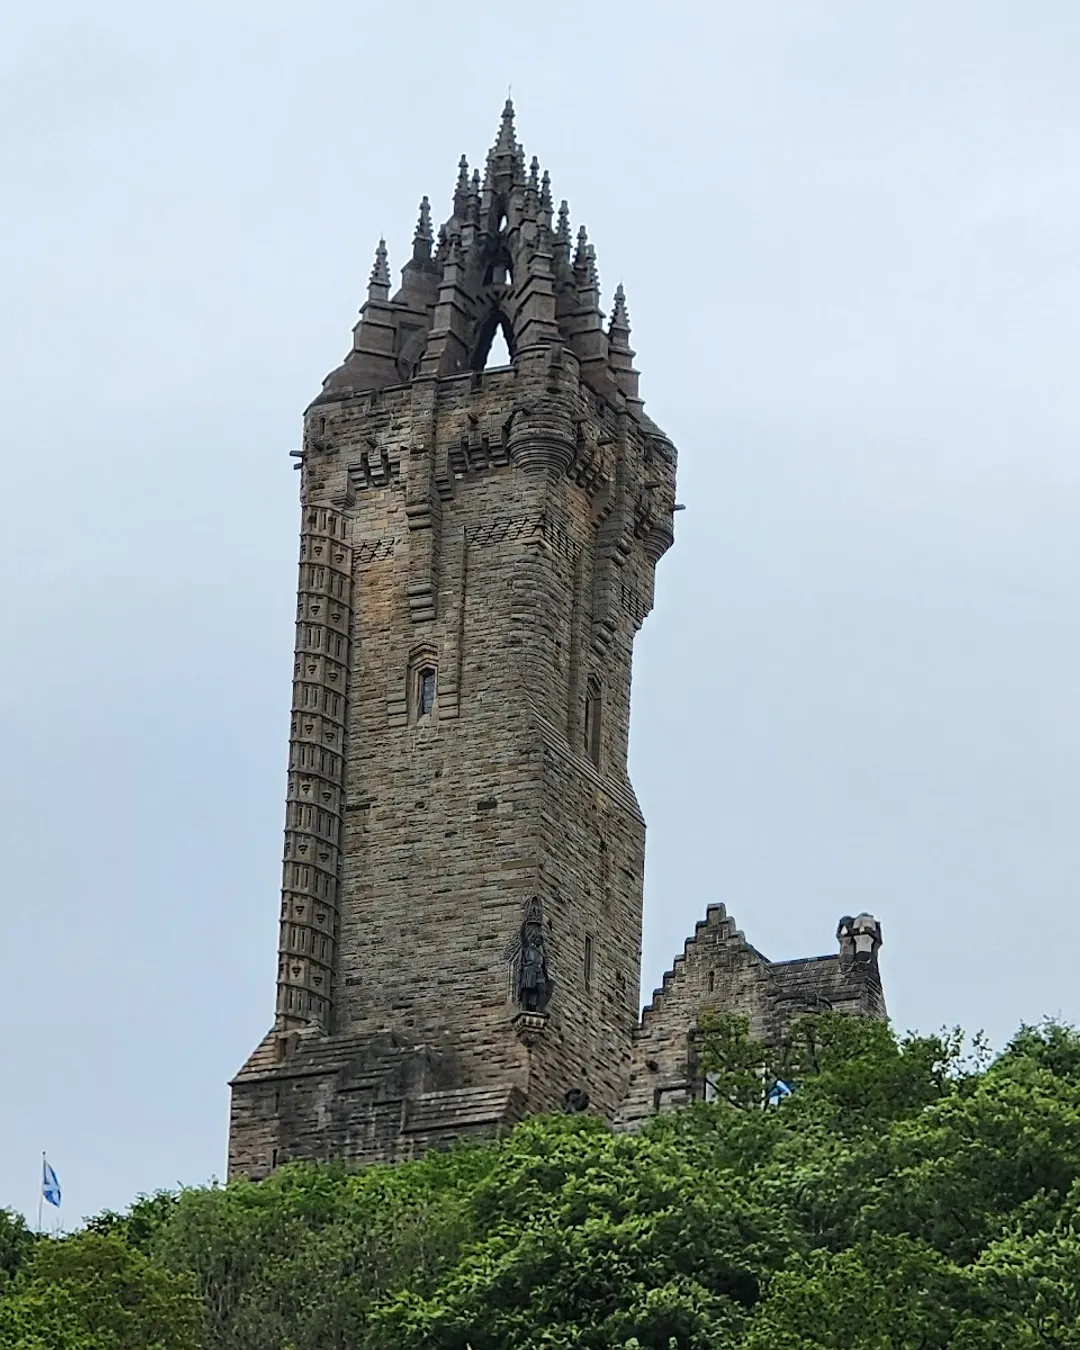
top-left (227, 106), bottom-right (885, 1179)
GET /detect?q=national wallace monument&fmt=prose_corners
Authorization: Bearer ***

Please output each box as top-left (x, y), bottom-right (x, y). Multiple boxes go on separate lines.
top-left (227, 104), bottom-right (886, 1177)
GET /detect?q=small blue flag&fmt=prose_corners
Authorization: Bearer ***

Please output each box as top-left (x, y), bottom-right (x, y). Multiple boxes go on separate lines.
top-left (42, 1160), bottom-right (61, 1209)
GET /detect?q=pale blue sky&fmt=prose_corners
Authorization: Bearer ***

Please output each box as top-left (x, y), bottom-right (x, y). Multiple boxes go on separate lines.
top-left (3, 0), bottom-right (1080, 1224)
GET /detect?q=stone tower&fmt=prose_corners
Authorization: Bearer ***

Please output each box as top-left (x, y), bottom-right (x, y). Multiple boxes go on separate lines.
top-left (228, 103), bottom-right (678, 1176)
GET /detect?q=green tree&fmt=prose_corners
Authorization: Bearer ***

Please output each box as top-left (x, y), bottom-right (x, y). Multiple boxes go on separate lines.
top-left (148, 1148), bottom-right (493, 1350)
top-left (369, 1114), bottom-right (785, 1349)
top-left (0, 1211), bottom-right (35, 1291)
top-left (0, 1231), bottom-right (199, 1350)
top-left (7, 1016), bottom-right (1079, 1350)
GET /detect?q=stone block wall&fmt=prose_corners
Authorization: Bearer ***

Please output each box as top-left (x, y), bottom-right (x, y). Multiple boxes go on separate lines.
top-left (230, 350), bottom-right (675, 1176)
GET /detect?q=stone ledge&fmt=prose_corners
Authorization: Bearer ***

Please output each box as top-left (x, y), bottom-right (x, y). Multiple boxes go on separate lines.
top-left (511, 1011), bottom-right (549, 1046)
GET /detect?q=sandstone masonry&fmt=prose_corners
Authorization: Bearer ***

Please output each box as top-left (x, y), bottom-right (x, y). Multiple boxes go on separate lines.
top-left (228, 105), bottom-right (885, 1178)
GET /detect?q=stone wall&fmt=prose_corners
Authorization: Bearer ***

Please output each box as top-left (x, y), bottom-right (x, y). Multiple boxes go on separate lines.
top-left (230, 348), bottom-right (675, 1178)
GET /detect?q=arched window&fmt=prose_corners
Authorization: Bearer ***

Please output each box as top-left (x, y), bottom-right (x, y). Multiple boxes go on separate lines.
top-left (584, 677), bottom-right (602, 766)
top-left (473, 312), bottom-right (515, 370)
top-left (407, 644), bottom-right (439, 725)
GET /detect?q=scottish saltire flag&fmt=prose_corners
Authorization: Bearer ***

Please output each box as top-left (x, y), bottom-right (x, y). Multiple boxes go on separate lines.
top-left (42, 1160), bottom-right (61, 1208)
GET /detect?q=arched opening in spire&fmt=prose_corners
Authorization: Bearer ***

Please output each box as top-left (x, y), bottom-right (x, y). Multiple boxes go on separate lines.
top-left (483, 245), bottom-right (514, 287)
top-left (473, 312), bottom-right (515, 370)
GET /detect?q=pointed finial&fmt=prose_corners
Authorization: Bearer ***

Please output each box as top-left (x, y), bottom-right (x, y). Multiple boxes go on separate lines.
top-left (493, 97), bottom-right (516, 156)
top-left (367, 237), bottom-right (390, 300)
top-left (522, 155), bottom-right (540, 217)
top-left (540, 169), bottom-right (552, 214)
top-left (434, 224), bottom-right (448, 264)
top-left (465, 166), bottom-right (480, 222)
top-left (553, 202), bottom-right (572, 265)
top-left (585, 242), bottom-right (600, 288)
top-left (410, 196), bottom-right (433, 264)
top-left (454, 155), bottom-right (470, 214)
top-left (413, 195), bottom-right (433, 253)
top-left (573, 224), bottom-right (589, 271)
top-left (610, 282), bottom-right (631, 337)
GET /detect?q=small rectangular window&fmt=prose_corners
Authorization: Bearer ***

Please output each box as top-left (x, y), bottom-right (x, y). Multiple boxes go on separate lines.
top-left (418, 668), bottom-right (436, 717)
top-left (584, 679), bottom-right (602, 766)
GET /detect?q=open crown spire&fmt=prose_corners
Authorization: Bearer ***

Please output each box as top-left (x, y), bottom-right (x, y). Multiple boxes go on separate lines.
top-left (319, 102), bottom-right (644, 415)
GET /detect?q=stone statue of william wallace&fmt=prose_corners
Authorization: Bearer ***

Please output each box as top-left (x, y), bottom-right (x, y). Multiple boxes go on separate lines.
top-left (516, 900), bottom-right (553, 1013)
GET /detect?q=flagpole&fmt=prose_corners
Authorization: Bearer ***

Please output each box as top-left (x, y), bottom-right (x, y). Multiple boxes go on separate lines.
top-left (37, 1152), bottom-right (44, 1235)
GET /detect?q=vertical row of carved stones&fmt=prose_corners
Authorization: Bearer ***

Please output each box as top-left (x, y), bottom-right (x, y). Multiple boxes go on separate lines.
top-left (276, 507), bottom-right (353, 1031)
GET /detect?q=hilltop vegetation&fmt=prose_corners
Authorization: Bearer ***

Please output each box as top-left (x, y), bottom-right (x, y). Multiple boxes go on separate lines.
top-left (3, 1015), bottom-right (1080, 1349)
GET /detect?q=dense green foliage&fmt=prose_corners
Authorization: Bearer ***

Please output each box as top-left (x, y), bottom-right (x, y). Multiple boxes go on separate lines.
top-left (4, 1016), bottom-right (1080, 1349)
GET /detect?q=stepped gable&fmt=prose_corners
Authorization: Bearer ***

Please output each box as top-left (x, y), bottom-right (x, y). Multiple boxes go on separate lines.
top-left (619, 907), bottom-right (885, 1129)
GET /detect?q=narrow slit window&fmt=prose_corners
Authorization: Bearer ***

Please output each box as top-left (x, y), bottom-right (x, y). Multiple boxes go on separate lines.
top-left (584, 679), bottom-right (602, 766)
top-left (418, 667), bottom-right (436, 717)
top-left (584, 934), bottom-right (594, 991)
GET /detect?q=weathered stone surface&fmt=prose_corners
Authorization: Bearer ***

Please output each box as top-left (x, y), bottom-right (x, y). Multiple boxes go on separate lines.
top-left (228, 105), bottom-right (886, 1180)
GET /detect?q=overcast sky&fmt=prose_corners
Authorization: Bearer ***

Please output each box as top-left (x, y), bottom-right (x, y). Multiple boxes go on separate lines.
top-left (3, 0), bottom-right (1079, 1225)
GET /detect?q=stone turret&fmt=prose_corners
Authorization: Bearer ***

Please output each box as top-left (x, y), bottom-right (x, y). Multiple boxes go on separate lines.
top-left (837, 913), bottom-right (884, 969)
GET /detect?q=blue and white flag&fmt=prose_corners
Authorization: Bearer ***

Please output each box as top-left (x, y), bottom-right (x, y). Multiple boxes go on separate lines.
top-left (42, 1160), bottom-right (61, 1209)
top-left (766, 1079), bottom-right (793, 1108)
